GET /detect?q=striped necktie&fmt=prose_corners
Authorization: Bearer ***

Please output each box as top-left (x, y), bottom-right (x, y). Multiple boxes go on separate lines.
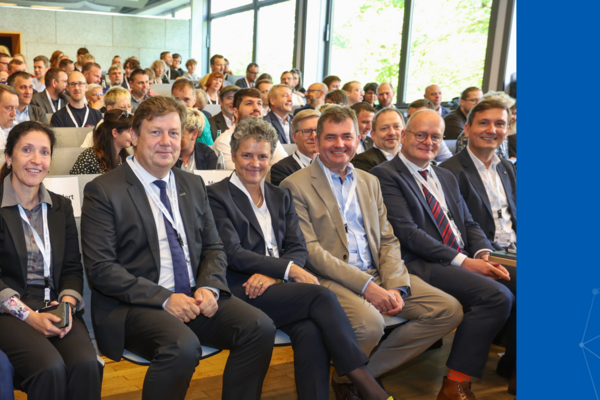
top-left (418, 170), bottom-right (462, 253)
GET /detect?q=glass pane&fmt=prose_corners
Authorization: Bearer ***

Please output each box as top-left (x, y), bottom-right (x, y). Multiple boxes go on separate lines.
top-left (210, 11), bottom-right (254, 75)
top-left (174, 6), bottom-right (190, 19)
top-left (211, 0), bottom-right (252, 14)
top-left (406, 0), bottom-right (492, 102)
top-left (256, 0), bottom-right (296, 79)
top-left (331, 0), bottom-right (404, 84)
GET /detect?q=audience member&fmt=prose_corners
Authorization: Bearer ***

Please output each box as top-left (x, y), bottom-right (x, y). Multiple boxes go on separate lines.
top-left (105, 64), bottom-right (126, 91)
top-left (0, 349), bottom-right (14, 400)
top-left (0, 121), bottom-right (102, 399)
top-left (0, 85), bottom-right (19, 148)
top-left (281, 106), bottom-right (461, 396)
top-left (175, 108), bottom-right (217, 171)
top-left (363, 82), bottom-right (378, 107)
top-left (406, 98), bottom-right (434, 119)
top-left (0, 53), bottom-right (10, 83)
top-left (424, 84), bottom-right (450, 117)
top-left (257, 73), bottom-right (272, 82)
top-left (204, 72), bottom-right (225, 104)
top-left (172, 79), bottom-right (214, 145)
top-left (123, 57), bottom-right (140, 90)
top-left (51, 71), bottom-right (102, 128)
top-left (151, 60), bottom-right (168, 84)
top-left (207, 117), bottom-right (393, 400)
top-left (208, 85), bottom-right (238, 141)
top-left (443, 86), bottom-right (482, 139)
top-left (223, 58), bottom-right (233, 79)
top-left (370, 109), bottom-right (515, 400)
top-left (32, 55), bottom-right (50, 92)
top-left (270, 109), bottom-right (320, 186)
top-left (324, 89), bottom-right (349, 106)
top-left (199, 54), bottom-right (230, 88)
top-left (86, 84), bottom-right (104, 111)
top-left (31, 68), bottom-right (69, 113)
top-left (213, 88), bottom-right (287, 169)
top-left (352, 108), bottom-right (404, 172)
top-left (73, 47), bottom-right (89, 72)
top-left (280, 71), bottom-right (303, 106)
top-left (129, 69), bottom-right (152, 113)
top-left (264, 84), bottom-right (294, 143)
top-left (112, 55), bottom-right (121, 66)
top-left (183, 59), bottom-right (200, 80)
top-left (81, 96), bottom-right (275, 400)
top-left (12, 54), bottom-right (25, 63)
top-left (291, 68), bottom-right (305, 94)
top-left (7, 59), bottom-right (26, 75)
top-left (160, 51), bottom-right (181, 81)
top-left (350, 102), bottom-right (376, 154)
top-left (323, 75), bottom-right (341, 91)
top-left (342, 81), bottom-right (364, 106)
top-left (376, 83), bottom-right (395, 110)
top-left (80, 86), bottom-right (133, 147)
top-left (58, 58), bottom-right (74, 75)
top-left (82, 62), bottom-right (102, 85)
top-left (294, 82), bottom-right (327, 115)
top-left (172, 53), bottom-right (184, 76)
top-left (49, 50), bottom-right (64, 68)
top-left (70, 109), bottom-right (132, 174)
top-left (235, 63), bottom-right (259, 88)
top-left (256, 79), bottom-right (272, 116)
top-left (7, 72), bottom-right (48, 125)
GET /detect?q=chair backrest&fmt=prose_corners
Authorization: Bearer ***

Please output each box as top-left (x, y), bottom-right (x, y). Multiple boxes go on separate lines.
top-left (193, 170), bottom-right (232, 186)
top-left (46, 113), bottom-right (53, 122)
top-left (204, 104), bottom-right (221, 116)
top-left (48, 147), bottom-right (87, 175)
top-left (444, 139), bottom-right (457, 154)
top-left (151, 84), bottom-right (173, 97)
top-left (227, 75), bottom-right (244, 85)
top-left (282, 143), bottom-right (297, 155)
top-left (54, 127), bottom-right (94, 148)
top-left (291, 105), bottom-right (301, 113)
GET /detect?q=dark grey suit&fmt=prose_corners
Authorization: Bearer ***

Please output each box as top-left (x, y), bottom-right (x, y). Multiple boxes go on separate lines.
top-left (264, 110), bottom-right (294, 144)
top-left (270, 155), bottom-right (302, 186)
top-left (443, 108), bottom-right (467, 140)
top-left (26, 104), bottom-right (49, 125)
top-left (352, 147), bottom-right (387, 172)
top-left (208, 112), bottom-right (228, 142)
top-left (81, 163), bottom-right (275, 400)
top-left (30, 90), bottom-right (70, 114)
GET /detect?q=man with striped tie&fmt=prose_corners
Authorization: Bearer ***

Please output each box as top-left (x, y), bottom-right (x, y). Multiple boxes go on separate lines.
top-left (370, 109), bottom-right (516, 400)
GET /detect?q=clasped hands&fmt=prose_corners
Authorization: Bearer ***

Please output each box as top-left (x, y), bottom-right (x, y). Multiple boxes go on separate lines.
top-left (364, 282), bottom-right (404, 316)
top-left (165, 288), bottom-right (218, 323)
top-left (462, 255), bottom-right (511, 281)
top-left (243, 264), bottom-right (319, 299)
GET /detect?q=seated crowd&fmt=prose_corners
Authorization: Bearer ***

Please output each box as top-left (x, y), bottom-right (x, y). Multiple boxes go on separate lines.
top-left (0, 47), bottom-right (517, 400)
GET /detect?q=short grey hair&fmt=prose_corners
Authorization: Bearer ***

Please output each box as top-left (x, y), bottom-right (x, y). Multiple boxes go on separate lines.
top-left (151, 60), bottom-right (167, 78)
top-left (184, 108), bottom-right (206, 133)
top-left (316, 105), bottom-right (359, 140)
top-left (108, 63), bottom-right (123, 74)
top-left (230, 118), bottom-right (279, 159)
top-left (291, 109), bottom-right (321, 134)
top-left (267, 84), bottom-right (292, 108)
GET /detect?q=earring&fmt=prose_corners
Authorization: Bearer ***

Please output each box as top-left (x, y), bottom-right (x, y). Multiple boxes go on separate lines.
top-left (7, 164), bottom-right (11, 169)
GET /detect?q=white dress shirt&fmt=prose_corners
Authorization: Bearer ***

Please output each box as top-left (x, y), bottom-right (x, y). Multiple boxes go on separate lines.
top-left (466, 147), bottom-right (516, 246)
top-left (15, 107), bottom-right (30, 124)
top-left (230, 172), bottom-right (292, 280)
top-left (224, 114), bottom-right (233, 129)
top-left (0, 122), bottom-right (16, 149)
top-left (374, 145), bottom-right (395, 161)
top-left (273, 112), bottom-right (291, 143)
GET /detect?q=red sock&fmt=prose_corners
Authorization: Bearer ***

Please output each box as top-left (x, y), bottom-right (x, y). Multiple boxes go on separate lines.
top-left (447, 369), bottom-right (471, 383)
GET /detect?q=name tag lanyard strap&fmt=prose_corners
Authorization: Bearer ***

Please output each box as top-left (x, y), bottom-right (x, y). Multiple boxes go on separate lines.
top-left (126, 157), bottom-right (191, 267)
top-left (18, 203), bottom-right (52, 305)
top-left (323, 165), bottom-right (357, 234)
top-left (46, 90), bottom-right (60, 113)
top-left (66, 104), bottom-right (89, 128)
top-left (482, 168), bottom-right (511, 235)
top-left (292, 151), bottom-right (310, 169)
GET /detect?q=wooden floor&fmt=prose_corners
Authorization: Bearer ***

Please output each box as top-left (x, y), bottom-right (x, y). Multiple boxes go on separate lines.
top-left (14, 331), bottom-right (515, 399)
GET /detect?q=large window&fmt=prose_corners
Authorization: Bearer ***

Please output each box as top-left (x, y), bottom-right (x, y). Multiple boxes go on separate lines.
top-left (330, 0), bottom-right (404, 85)
top-left (405, 0), bottom-right (492, 102)
top-left (209, 0), bottom-right (296, 77)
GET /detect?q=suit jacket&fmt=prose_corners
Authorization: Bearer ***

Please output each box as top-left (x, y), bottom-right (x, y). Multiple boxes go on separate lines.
top-left (81, 163), bottom-right (230, 361)
top-left (0, 185), bottom-right (83, 300)
top-left (352, 147), bottom-right (387, 172)
top-left (293, 104), bottom-right (314, 116)
top-left (28, 104), bottom-right (49, 125)
top-left (207, 178), bottom-right (307, 292)
top-left (281, 162), bottom-right (410, 295)
top-left (439, 149), bottom-right (516, 249)
top-left (440, 106), bottom-right (450, 118)
top-left (370, 156), bottom-right (493, 272)
top-left (443, 108), bottom-right (467, 140)
top-left (209, 112), bottom-right (229, 142)
top-left (30, 90), bottom-right (70, 114)
top-left (270, 155), bottom-right (302, 186)
top-left (174, 142), bottom-right (218, 171)
top-left (360, 136), bottom-right (373, 152)
top-left (235, 78), bottom-right (250, 88)
top-left (264, 110), bottom-right (294, 144)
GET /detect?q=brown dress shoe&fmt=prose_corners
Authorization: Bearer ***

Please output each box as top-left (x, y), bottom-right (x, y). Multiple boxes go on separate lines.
top-left (508, 370), bottom-right (516, 395)
top-left (437, 376), bottom-right (477, 400)
top-left (331, 375), bottom-right (363, 400)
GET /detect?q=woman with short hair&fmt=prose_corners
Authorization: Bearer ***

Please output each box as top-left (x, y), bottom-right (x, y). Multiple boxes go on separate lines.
top-left (175, 108), bottom-right (216, 171)
top-left (151, 60), bottom-right (168, 84)
top-left (203, 72), bottom-right (224, 104)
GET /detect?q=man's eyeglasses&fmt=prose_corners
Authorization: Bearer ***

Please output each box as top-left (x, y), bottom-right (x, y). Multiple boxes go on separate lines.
top-left (464, 98), bottom-right (481, 104)
top-left (295, 128), bottom-right (317, 137)
top-left (406, 130), bottom-right (444, 144)
top-left (68, 82), bottom-right (87, 88)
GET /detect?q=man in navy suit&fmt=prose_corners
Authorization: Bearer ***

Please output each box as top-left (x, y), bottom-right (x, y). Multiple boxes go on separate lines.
top-left (424, 84), bottom-right (450, 118)
top-left (370, 109), bottom-right (516, 400)
top-left (263, 84), bottom-right (294, 144)
top-left (235, 63), bottom-right (259, 88)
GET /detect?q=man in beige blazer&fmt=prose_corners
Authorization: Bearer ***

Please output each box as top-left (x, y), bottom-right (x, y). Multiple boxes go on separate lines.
top-left (281, 106), bottom-right (462, 390)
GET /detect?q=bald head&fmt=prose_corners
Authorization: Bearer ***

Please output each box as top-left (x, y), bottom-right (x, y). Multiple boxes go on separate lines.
top-left (377, 82), bottom-right (395, 108)
top-left (68, 71), bottom-right (88, 104)
top-left (424, 84), bottom-right (443, 110)
top-left (306, 82), bottom-right (328, 108)
top-left (406, 109), bottom-right (444, 132)
top-left (402, 109), bottom-right (445, 168)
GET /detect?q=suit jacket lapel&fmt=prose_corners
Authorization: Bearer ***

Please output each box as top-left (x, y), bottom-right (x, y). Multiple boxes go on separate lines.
top-left (174, 174), bottom-right (197, 270)
top-left (310, 163), bottom-right (348, 250)
top-left (393, 157), bottom-right (438, 228)
top-left (125, 165), bottom-right (161, 272)
top-left (496, 162), bottom-right (516, 221)
top-left (460, 150), bottom-right (493, 218)
top-left (355, 174), bottom-right (378, 263)
top-left (230, 180), bottom-right (265, 241)
top-left (48, 200), bottom-right (65, 286)
top-left (264, 185), bottom-right (281, 249)
top-left (375, 148), bottom-right (387, 164)
top-left (2, 206), bottom-right (28, 285)
top-left (268, 111), bottom-right (287, 144)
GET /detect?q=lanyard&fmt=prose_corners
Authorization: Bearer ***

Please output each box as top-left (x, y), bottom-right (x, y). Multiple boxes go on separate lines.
top-left (126, 157), bottom-right (191, 267)
top-left (321, 161), bottom-right (357, 232)
top-left (66, 104), bottom-right (89, 128)
top-left (18, 203), bottom-right (52, 303)
top-left (292, 151), bottom-right (310, 168)
top-left (46, 90), bottom-right (60, 113)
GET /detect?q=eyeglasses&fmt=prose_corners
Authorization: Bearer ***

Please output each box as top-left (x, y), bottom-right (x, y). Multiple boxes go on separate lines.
top-left (68, 82), bottom-right (87, 88)
top-left (406, 130), bottom-right (444, 144)
top-left (464, 98), bottom-right (481, 104)
top-left (295, 128), bottom-right (317, 137)
top-left (90, 93), bottom-right (103, 98)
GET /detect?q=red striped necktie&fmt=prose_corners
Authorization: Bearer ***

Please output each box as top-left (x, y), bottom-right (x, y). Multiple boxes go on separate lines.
top-left (418, 170), bottom-right (462, 253)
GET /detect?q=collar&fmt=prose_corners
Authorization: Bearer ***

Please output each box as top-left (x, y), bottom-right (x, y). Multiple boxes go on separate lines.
top-left (230, 171), bottom-right (266, 207)
top-left (316, 155), bottom-right (354, 183)
top-left (466, 145), bottom-right (500, 172)
top-left (273, 111), bottom-right (290, 126)
top-left (131, 155), bottom-right (171, 187)
top-left (373, 144), bottom-right (394, 161)
top-left (1, 172), bottom-right (53, 208)
top-left (16, 106), bottom-right (29, 117)
top-left (224, 114), bottom-right (233, 127)
top-left (399, 152), bottom-right (431, 176)
top-left (295, 150), bottom-right (313, 166)
top-left (131, 93), bottom-right (150, 103)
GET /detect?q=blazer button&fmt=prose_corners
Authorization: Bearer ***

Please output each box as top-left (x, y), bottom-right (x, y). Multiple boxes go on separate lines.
top-left (343, 254), bottom-right (347, 260)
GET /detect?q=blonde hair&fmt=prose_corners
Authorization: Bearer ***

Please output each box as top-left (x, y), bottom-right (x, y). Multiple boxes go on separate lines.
top-left (104, 86), bottom-right (131, 107)
top-left (184, 107), bottom-right (206, 133)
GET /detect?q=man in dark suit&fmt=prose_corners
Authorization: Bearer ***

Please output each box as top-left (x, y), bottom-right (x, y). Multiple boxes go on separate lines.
top-left (270, 109), bottom-right (319, 186)
top-left (370, 109), bottom-right (516, 400)
top-left (208, 85), bottom-right (239, 141)
top-left (424, 84), bottom-right (450, 118)
top-left (30, 68), bottom-right (69, 114)
top-left (81, 96), bottom-right (275, 400)
top-left (350, 102), bottom-right (376, 154)
top-left (443, 87), bottom-right (482, 140)
top-left (293, 82), bottom-right (327, 115)
top-left (264, 84), bottom-right (294, 144)
top-left (352, 108), bottom-right (404, 172)
top-left (160, 51), bottom-right (181, 82)
top-left (7, 72), bottom-right (48, 125)
top-left (235, 63), bottom-right (259, 88)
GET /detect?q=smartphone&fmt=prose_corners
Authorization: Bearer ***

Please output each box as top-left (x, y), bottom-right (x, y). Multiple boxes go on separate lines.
top-left (39, 302), bottom-right (70, 329)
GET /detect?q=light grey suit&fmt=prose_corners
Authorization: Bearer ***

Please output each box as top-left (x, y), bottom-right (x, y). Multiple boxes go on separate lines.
top-left (281, 161), bottom-right (462, 378)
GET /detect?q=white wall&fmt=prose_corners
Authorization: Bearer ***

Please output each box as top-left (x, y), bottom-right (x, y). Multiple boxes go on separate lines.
top-left (0, 6), bottom-right (190, 72)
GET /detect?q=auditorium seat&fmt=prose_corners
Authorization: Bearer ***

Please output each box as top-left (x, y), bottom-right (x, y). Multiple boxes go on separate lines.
top-left (54, 127), bottom-right (94, 147)
top-left (48, 147), bottom-right (86, 175)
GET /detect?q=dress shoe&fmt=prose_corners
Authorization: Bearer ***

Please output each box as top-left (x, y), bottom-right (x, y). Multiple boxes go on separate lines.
top-left (331, 375), bottom-right (362, 400)
top-left (437, 376), bottom-right (477, 400)
top-left (496, 355), bottom-right (515, 380)
top-left (508, 370), bottom-right (516, 395)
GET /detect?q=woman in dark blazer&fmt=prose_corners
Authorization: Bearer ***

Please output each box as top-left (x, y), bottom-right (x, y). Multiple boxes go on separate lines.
top-left (0, 121), bottom-right (101, 400)
top-left (207, 118), bottom-right (392, 400)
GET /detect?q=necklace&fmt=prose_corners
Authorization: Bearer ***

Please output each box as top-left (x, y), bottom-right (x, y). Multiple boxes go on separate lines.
top-left (254, 193), bottom-right (263, 207)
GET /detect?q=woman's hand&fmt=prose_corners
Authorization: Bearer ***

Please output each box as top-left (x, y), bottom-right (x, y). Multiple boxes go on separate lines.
top-left (25, 311), bottom-right (63, 337)
top-left (242, 274), bottom-right (277, 299)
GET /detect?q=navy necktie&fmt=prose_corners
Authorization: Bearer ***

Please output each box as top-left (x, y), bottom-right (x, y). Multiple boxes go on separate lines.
top-left (153, 180), bottom-right (191, 295)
